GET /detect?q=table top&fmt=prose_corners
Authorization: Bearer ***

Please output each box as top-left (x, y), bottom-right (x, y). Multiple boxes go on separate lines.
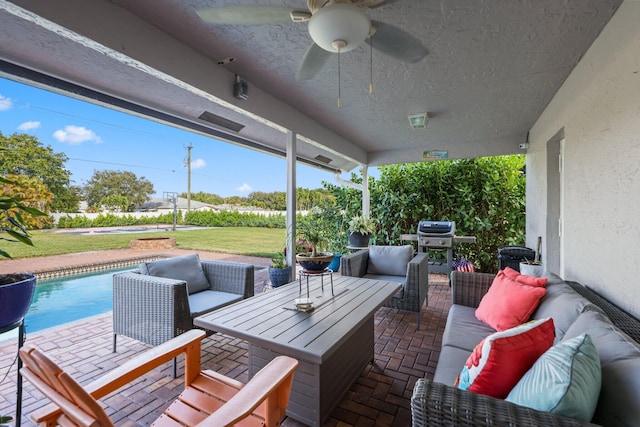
top-left (194, 275), bottom-right (401, 364)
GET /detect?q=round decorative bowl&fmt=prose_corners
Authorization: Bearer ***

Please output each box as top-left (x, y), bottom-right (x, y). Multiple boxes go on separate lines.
top-left (296, 252), bottom-right (334, 272)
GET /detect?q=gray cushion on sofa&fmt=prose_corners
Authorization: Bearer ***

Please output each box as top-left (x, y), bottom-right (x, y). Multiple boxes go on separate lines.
top-left (562, 308), bottom-right (640, 426)
top-left (531, 278), bottom-right (591, 342)
top-left (433, 344), bottom-right (472, 385)
top-left (442, 305), bottom-right (496, 351)
top-left (367, 245), bottom-right (413, 276)
top-left (140, 254), bottom-right (210, 295)
top-left (188, 290), bottom-right (242, 317)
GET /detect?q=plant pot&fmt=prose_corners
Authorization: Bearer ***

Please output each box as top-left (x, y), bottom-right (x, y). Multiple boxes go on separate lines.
top-left (519, 262), bottom-right (545, 277)
top-left (296, 252), bottom-right (334, 272)
top-left (269, 266), bottom-right (292, 288)
top-left (328, 254), bottom-right (342, 272)
top-left (348, 232), bottom-right (370, 248)
top-left (0, 273), bottom-right (36, 329)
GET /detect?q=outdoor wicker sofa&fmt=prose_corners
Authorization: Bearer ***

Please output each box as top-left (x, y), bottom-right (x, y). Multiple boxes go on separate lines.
top-left (341, 245), bottom-right (429, 327)
top-left (411, 270), bottom-right (640, 426)
top-left (112, 254), bottom-right (254, 351)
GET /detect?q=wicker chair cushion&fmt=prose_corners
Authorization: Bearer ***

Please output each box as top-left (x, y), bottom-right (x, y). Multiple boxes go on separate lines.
top-left (140, 254), bottom-right (210, 294)
top-left (188, 290), bottom-right (243, 317)
top-left (503, 266), bottom-right (548, 287)
top-left (506, 334), bottom-right (601, 422)
top-left (475, 271), bottom-right (546, 331)
top-left (562, 308), bottom-right (640, 426)
top-left (366, 245), bottom-right (413, 276)
top-left (455, 317), bottom-right (555, 399)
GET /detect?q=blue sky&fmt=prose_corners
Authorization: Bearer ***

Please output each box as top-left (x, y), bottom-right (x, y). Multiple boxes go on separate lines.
top-left (0, 77), bottom-right (364, 198)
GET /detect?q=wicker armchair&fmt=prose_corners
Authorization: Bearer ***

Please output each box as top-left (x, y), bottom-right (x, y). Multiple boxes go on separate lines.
top-left (410, 271), bottom-right (599, 427)
top-left (112, 257), bottom-right (254, 351)
top-left (341, 246), bottom-right (429, 327)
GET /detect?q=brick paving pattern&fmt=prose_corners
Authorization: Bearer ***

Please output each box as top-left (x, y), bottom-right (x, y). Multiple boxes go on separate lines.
top-left (0, 249), bottom-right (451, 426)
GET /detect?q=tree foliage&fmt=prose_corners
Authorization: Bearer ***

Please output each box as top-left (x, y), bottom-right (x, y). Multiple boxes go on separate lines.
top-left (0, 174), bottom-right (53, 230)
top-left (324, 156), bottom-right (526, 272)
top-left (83, 170), bottom-right (154, 211)
top-left (0, 132), bottom-right (77, 212)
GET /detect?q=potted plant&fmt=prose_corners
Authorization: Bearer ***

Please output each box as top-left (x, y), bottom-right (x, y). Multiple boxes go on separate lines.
top-left (0, 176), bottom-right (45, 329)
top-left (520, 236), bottom-right (544, 277)
top-left (295, 208), bottom-right (333, 272)
top-left (348, 215), bottom-right (375, 248)
top-left (269, 252), bottom-right (292, 288)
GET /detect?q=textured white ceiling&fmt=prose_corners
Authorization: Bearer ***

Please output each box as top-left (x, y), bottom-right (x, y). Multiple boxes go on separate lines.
top-left (0, 0), bottom-right (623, 171)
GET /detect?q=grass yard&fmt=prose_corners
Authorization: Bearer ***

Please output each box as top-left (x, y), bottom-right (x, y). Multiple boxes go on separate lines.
top-left (3, 227), bottom-right (286, 259)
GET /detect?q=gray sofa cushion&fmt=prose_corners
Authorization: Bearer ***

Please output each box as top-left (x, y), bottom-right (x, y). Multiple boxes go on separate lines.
top-left (441, 305), bottom-right (496, 352)
top-left (188, 290), bottom-right (243, 317)
top-left (562, 308), bottom-right (640, 426)
top-left (531, 278), bottom-right (591, 342)
top-left (140, 254), bottom-right (210, 295)
top-left (367, 245), bottom-right (413, 276)
top-left (433, 344), bottom-right (472, 385)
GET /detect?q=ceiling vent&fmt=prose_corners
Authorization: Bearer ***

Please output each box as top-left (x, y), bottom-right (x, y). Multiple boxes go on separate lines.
top-left (198, 111), bottom-right (245, 132)
top-left (314, 154), bottom-right (332, 164)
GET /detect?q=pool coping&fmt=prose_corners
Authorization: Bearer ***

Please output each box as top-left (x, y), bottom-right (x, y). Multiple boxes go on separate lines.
top-left (33, 255), bottom-right (168, 279)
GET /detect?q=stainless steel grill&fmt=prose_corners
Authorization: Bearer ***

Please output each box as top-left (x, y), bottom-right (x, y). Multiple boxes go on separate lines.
top-left (416, 221), bottom-right (456, 278)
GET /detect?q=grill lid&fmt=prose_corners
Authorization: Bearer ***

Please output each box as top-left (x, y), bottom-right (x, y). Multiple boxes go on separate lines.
top-left (417, 221), bottom-right (455, 236)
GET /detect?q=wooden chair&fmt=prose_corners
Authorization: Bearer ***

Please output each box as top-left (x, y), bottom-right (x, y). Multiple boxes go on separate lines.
top-left (19, 330), bottom-right (298, 427)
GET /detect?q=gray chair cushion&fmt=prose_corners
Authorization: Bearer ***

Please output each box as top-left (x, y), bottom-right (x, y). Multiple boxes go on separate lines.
top-left (367, 245), bottom-right (413, 276)
top-left (562, 309), bottom-right (640, 426)
top-left (140, 254), bottom-right (210, 295)
top-left (188, 290), bottom-right (243, 317)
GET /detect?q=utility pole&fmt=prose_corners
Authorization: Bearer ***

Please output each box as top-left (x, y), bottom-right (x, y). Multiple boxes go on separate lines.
top-left (184, 143), bottom-right (192, 211)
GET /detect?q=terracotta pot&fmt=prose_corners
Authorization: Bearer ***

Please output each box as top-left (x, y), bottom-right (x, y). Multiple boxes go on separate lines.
top-left (0, 273), bottom-right (36, 329)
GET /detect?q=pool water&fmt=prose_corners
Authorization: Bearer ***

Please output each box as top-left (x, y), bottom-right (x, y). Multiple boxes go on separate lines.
top-left (24, 266), bottom-right (134, 333)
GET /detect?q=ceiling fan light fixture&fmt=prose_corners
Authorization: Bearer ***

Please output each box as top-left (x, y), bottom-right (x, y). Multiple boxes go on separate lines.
top-left (308, 4), bottom-right (371, 53)
top-left (408, 113), bottom-right (429, 129)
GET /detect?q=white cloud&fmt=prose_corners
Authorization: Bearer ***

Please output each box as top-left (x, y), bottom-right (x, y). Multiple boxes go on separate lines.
top-left (191, 158), bottom-right (206, 169)
top-left (53, 125), bottom-right (102, 144)
top-left (0, 95), bottom-right (12, 111)
top-left (17, 121), bottom-right (41, 131)
top-left (237, 183), bottom-right (253, 193)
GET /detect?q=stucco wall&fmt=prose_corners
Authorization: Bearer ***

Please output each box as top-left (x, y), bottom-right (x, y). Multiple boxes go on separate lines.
top-left (528, 0), bottom-right (640, 315)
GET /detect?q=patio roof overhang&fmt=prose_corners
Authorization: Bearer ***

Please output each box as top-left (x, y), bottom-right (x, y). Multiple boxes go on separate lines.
top-left (0, 0), bottom-right (623, 172)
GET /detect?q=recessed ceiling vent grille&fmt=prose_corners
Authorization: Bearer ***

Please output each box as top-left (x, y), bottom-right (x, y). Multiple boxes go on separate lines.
top-left (314, 155), bottom-right (332, 164)
top-left (198, 111), bottom-right (245, 132)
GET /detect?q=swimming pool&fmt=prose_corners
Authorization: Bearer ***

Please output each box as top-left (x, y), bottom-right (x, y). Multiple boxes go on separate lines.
top-left (24, 266), bottom-right (134, 333)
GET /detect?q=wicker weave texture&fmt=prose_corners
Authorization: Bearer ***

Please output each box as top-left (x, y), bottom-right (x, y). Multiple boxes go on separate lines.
top-left (451, 271), bottom-right (495, 307)
top-left (113, 260), bottom-right (254, 347)
top-left (411, 379), bottom-right (599, 427)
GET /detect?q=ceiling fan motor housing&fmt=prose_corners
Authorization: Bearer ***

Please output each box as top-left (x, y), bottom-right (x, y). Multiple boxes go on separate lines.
top-left (308, 3), bottom-right (371, 53)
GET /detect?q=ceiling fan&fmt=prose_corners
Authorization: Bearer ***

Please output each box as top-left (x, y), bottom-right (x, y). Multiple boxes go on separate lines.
top-left (196, 0), bottom-right (428, 81)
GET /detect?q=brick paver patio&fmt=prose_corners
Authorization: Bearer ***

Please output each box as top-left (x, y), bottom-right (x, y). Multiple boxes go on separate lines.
top-left (0, 250), bottom-right (450, 426)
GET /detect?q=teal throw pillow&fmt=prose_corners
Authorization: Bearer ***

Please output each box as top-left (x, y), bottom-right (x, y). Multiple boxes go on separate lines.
top-left (505, 333), bottom-right (601, 422)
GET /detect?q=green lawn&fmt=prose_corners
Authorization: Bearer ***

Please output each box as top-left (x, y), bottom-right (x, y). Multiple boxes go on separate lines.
top-left (3, 227), bottom-right (286, 260)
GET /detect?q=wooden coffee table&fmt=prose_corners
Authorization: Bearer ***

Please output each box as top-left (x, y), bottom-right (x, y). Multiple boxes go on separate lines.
top-left (194, 274), bottom-right (401, 427)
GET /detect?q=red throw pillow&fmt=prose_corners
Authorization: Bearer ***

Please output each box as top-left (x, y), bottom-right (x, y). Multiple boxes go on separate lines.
top-left (455, 318), bottom-right (555, 398)
top-left (503, 266), bottom-right (548, 287)
top-left (475, 271), bottom-right (547, 331)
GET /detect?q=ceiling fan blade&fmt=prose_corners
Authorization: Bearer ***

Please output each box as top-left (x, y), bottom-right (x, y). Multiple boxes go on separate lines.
top-left (367, 20), bottom-right (428, 63)
top-left (196, 6), bottom-right (295, 25)
top-left (296, 43), bottom-right (332, 81)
